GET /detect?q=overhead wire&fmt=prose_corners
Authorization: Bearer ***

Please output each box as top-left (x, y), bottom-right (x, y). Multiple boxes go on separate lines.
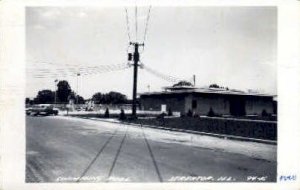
top-left (142, 6), bottom-right (152, 44)
top-left (141, 64), bottom-right (185, 83)
top-left (135, 5), bottom-right (138, 41)
top-left (124, 7), bottom-right (131, 42)
top-left (27, 62), bottom-right (130, 79)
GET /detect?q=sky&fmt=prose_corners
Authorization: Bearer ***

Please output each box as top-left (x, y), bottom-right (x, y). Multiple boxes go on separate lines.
top-left (26, 6), bottom-right (277, 99)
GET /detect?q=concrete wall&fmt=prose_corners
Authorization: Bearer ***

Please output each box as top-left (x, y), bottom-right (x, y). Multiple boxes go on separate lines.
top-left (141, 93), bottom-right (275, 116)
top-left (140, 94), bottom-right (186, 113)
top-left (184, 94), bottom-right (230, 115)
top-left (245, 97), bottom-right (274, 115)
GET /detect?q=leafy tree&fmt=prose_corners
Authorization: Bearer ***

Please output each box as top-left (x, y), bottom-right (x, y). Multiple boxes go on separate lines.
top-left (209, 84), bottom-right (220, 88)
top-left (209, 84), bottom-right (229, 90)
top-left (25, 98), bottom-right (34, 105)
top-left (92, 91), bottom-right (127, 104)
top-left (106, 91), bottom-right (127, 104)
top-left (34, 90), bottom-right (55, 104)
top-left (76, 95), bottom-right (85, 104)
top-left (56, 80), bottom-right (72, 103)
top-left (92, 92), bottom-right (103, 104)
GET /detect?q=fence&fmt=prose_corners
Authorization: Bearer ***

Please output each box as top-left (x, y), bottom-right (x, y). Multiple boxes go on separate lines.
top-left (135, 117), bottom-right (277, 140)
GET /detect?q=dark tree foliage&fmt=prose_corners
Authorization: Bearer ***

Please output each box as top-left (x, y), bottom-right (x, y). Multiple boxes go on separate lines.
top-left (25, 98), bottom-right (34, 105)
top-left (209, 84), bottom-right (220, 88)
top-left (92, 91), bottom-right (127, 104)
top-left (173, 81), bottom-right (193, 87)
top-left (92, 92), bottom-right (103, 104)
top-left (56, 80), bottom-right (72, 103)
top-left (209, 84), bottom-right (229, 90)
top-left (66, 91), bottom-right (85, 104)
top-left (34, 90), bottom-right (55, 104)
top-left (76, 95), bottom-right (85, 104)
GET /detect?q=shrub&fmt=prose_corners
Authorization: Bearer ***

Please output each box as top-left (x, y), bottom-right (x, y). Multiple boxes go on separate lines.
top-left (156, 112), bottom-right (166, 119)
top-left (187, 109), bottom-right (193, 117)
top-left (168, 108), bottom-right (173, 116)
top-left (207, 107), bottom-right (215, 117)
top-left (104, 108), bottom-right (110, 118)
top-left (261, 109), bottom-right (269, 117)
top-left (119, 109), bottom-right (126, 120)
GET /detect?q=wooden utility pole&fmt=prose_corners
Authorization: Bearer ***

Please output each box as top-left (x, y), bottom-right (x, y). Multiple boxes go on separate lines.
top-left (130, 42), bottom-right (144, 118)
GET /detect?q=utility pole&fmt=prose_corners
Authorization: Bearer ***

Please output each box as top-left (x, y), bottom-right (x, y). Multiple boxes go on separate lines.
top-left (129, 42), bottom-right (144, 118)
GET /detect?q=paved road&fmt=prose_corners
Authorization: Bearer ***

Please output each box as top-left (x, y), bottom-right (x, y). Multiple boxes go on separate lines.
top-left (26, 116), bottom-right (277, 182)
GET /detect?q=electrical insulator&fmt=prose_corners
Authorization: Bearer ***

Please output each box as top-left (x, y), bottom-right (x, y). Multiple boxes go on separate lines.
top-left (128, 53), bottom-right (133, 61)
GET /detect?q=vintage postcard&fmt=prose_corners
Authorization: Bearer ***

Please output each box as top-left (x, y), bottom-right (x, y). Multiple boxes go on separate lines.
top-left (0, 0), bottom-right (300, 190)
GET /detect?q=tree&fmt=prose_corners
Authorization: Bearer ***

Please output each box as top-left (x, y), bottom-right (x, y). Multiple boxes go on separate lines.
top-left (107, 91), bottom-right (127, 104)
top-left (25, 98), bottom-right (34, 105)
top-left (209, 84), bottom-right (220, 88)
top-left (209, 84), bottom-right (229, 90)
top-left (75, 95), bottom-right (85, 104)
top-left (56, 80), bottom-right (72, 103)
top-left (92, 92), bottom-right (103, 104)
top-left (173, 81), bottom-right (193, 87)
top-left (34, 90), bottom-right (55, 104)
top-left (92, 91), bottom-right (127, 104)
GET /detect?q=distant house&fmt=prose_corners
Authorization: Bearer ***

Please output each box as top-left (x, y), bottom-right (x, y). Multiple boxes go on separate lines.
top-left (139, 86), bottom-right (276, 116)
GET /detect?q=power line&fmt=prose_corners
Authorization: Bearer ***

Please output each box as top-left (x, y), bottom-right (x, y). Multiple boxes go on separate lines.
top-left (27, 63), bottom-right (130, 78)
top-left (124, 7), bottom-right (131, 42)
top-left (143, 6), bottom-right (152, 44)
top-left (142, 64), bottom-right (185, 83)
top-left (135, 5), bottom-right (138, 41)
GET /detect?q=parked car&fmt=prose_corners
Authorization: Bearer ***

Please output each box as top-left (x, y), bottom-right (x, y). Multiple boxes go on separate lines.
top-left (26, 104), bottom-right (59, 116)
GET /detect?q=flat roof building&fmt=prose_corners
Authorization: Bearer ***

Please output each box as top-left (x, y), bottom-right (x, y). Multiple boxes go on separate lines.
top-left (139, 87), bottom-right (276, 116)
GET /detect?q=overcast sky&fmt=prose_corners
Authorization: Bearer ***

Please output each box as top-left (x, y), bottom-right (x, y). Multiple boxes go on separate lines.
top-left (26, 6), bottom-right (277, 99)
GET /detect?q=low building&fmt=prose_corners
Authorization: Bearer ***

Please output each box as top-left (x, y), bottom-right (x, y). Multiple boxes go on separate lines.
top-left (139, 87), bottom-right (276, 116)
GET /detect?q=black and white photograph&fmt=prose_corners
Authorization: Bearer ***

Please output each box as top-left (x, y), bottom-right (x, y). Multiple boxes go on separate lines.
top-left (24, 6), bottom-right (278, 183)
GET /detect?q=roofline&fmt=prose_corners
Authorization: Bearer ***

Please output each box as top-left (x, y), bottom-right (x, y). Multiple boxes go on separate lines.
top-left (139, 89), bottom-right (276, 98)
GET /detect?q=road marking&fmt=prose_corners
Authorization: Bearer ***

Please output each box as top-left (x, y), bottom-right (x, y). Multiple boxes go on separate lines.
top-left (76, 128), bottom-right (119, 182)
top-left (106, 125), bottom-right (129, 181)
top-left (141, 124), bottom-right (163, 182)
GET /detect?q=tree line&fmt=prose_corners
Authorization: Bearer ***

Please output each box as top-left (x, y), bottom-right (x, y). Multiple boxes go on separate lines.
top-left (26, 80), bottom-right (128, 105)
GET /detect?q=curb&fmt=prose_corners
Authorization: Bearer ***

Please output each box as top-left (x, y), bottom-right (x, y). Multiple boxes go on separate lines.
top-left (67, 115), bottom-right (277, 145)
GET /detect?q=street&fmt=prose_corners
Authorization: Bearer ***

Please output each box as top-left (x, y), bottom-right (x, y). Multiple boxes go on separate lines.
top-left (26, 116), bottom-right (277, 182)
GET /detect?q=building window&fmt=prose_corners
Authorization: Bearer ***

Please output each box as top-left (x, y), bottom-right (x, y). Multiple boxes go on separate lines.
top-left (192, 100), bottom-right (197, 109)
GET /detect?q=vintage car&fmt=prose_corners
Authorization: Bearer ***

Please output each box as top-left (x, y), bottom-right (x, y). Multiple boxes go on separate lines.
top-left (26, 104), bottom-right (59, 116)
